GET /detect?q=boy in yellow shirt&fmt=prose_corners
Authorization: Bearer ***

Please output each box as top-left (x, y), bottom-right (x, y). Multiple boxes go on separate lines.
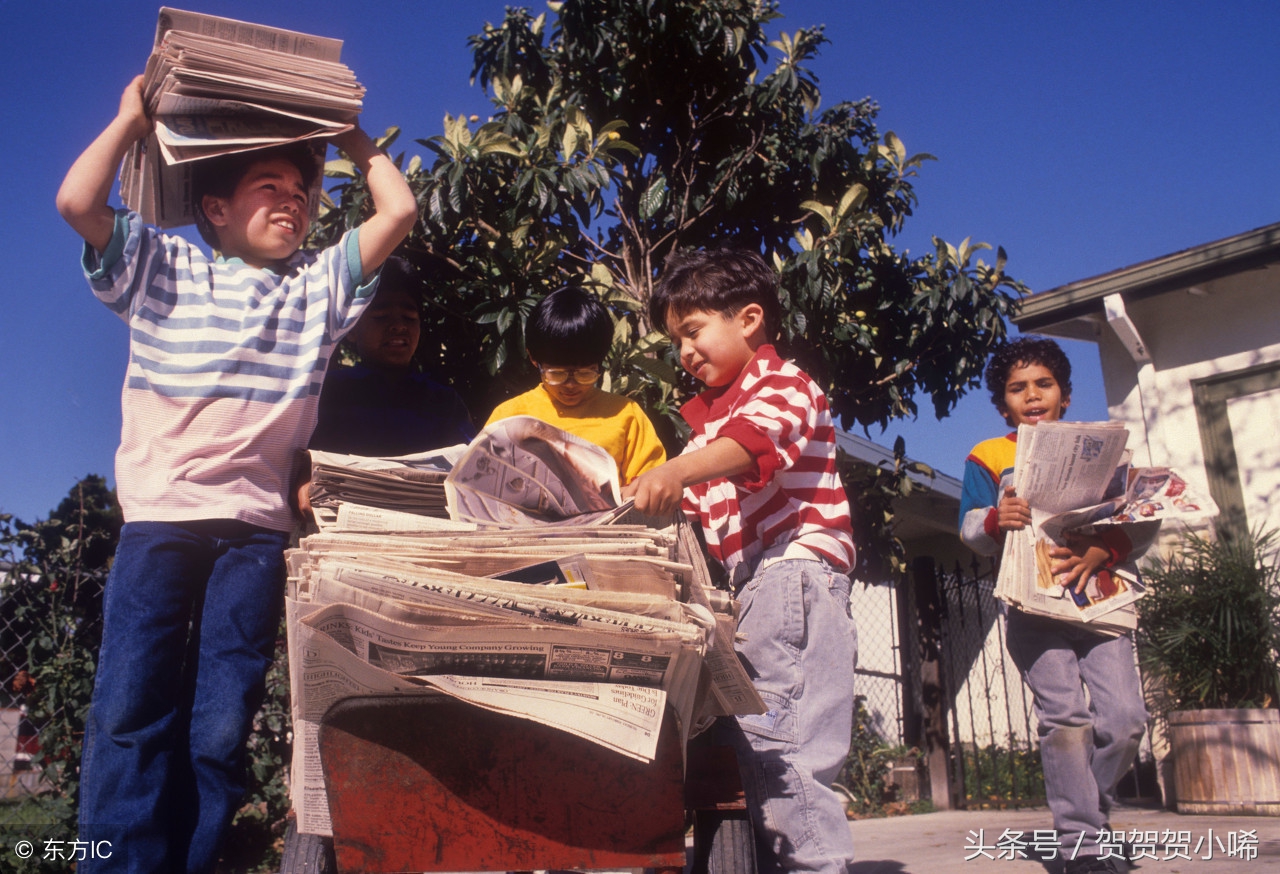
top-left (487, 286), bottom-right (665, 484)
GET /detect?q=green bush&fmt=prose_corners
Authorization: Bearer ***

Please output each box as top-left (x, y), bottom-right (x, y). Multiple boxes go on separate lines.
top-left (0, 478), bottom-right (117, 872)
top-left (959, 741), bottom-right (1045, 806)
top-left (1136, 526), bottom-right (1280, 717)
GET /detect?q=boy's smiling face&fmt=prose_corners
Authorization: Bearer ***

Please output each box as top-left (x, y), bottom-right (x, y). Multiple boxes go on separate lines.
top-left (667, 305), bottom-right (763, 388)
top-left (202, 158), bottom-right (309, 267)
top-left (998, 361), bottom-right (1070, 427)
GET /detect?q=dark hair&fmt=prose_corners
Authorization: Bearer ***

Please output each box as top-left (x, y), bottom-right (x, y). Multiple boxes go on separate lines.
top-left (525, 286), bottom-right (614, 367)
top-left (369, 255), bottom-right (423, 308)
top-left (191, 142), bottom-right (320, 248)
top-left (649, 248), bottom-right (782, 341)
top-left (985, 336), bottom-right (1073, 407)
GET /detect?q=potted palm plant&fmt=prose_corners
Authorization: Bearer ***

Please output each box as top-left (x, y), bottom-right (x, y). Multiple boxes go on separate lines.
top-left (1136, 525), bottom-right (1280, 815)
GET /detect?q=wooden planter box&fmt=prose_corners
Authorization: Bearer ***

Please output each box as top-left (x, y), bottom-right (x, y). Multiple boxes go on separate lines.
top-left (1168, 708), bottom-right (1280, 815)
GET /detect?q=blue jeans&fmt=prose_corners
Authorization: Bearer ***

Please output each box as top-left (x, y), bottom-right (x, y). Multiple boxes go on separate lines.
top-left (724, 558), bottom-right (858, 874)
top-left (1006, 610), bottom-right (1148, 859)
top-left (78, 520), bottom-right (288, 873)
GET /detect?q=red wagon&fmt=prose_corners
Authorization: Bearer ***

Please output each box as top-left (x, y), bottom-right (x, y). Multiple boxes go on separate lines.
top-left (279, 695), bottom-right (755, 874)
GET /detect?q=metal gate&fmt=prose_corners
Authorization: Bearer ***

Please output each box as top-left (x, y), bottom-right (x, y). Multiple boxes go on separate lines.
top-left (906, 557), bottom-right (1044, 809)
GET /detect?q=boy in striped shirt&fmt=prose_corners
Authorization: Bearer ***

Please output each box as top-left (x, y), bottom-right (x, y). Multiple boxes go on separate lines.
top-left (56, 76), bottom-right (416, 872)
top-left (624, 249), bottom-right (858, 874)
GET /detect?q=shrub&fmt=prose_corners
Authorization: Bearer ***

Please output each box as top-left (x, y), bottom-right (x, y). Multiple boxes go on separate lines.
top-left (959, 741), bottom-right (1045, 806)
top-left (1136, 526), bottom-right (1280, 717)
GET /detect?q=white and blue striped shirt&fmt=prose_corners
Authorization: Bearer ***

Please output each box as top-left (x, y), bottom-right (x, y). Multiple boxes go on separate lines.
top-left (85, 209), bottom-right (374, 530)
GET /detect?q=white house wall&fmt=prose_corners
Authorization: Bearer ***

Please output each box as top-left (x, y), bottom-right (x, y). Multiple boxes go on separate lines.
top-left (1226, 387), bottom-right (1280, 536)
top-left (1099, 273), bottom-right (1280, 539)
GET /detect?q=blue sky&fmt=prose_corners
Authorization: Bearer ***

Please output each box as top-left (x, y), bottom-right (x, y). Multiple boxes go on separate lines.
top-left (2, 1), bottom-right (1277, 523)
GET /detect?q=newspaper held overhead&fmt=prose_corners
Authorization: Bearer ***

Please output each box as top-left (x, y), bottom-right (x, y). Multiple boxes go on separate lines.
top-left (996, 421), bottom-right (1218, 634)
top-left (121, 8), bottom-right (365, 228)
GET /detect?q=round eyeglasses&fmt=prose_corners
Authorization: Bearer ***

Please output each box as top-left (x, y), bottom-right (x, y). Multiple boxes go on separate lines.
top-left (538, 364), bottom-right (601, 386)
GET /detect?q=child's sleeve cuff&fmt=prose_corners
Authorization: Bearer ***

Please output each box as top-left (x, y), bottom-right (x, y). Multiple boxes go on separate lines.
top-left (983, 506), bottom-right (1002, 542)
top-left (346, 228), bottom-right (378, 299)
top-left (82, 210), bottom-right (131, 280)
top-left (1098, 526), bottom-right (1132, 567)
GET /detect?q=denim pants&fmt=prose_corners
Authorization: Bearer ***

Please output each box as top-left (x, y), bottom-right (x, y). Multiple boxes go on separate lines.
top-left (1006, 609), bottom-right (1148, 859)
top-left (723, 558), bottom-right (858, 874)
top-left (78, 520), bottom-right (288, 873)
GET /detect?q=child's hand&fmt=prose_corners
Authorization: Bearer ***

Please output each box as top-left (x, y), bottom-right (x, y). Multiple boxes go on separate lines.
top-left (1049, 534), bottom-right (1111, 594)
top-left (330, 125), bottom-right (374, 160)
top-left (997, 487), bottom-right (1031, 531)
top-left (621, 466), bottom-right (685, 519)
top-left (118, 75), bottom-right (152, 143)
top-left (294, 478), bottom-right (313, 520)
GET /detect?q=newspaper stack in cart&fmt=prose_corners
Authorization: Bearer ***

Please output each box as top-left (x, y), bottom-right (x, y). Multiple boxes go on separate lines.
top-left (995, 420), bottom-right (1218, 635)
top-left (286, 417), bottom-right (765, 837)
top-left (120, 7), bottom-right (364, 228)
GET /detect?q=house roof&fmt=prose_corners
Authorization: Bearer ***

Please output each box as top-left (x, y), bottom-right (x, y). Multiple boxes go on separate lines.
top-left (837, 430), bottom-right (962, 541)
top-left (1015, 220), bottom-right (1280, 338)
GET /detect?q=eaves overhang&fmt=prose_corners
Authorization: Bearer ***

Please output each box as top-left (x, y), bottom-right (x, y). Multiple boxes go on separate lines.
top-left (1014, 221), bottom-right (1280, 336)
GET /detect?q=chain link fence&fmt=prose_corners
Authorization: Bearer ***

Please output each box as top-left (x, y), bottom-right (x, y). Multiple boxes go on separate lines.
top-left (850, 579), bottom-right (906, 745)
top-left (0, 562), bottom-right (105, 803)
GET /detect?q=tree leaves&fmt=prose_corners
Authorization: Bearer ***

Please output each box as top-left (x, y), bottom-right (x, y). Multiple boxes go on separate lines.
top-left (640, 173), bottom-right (668, 220)
top-left (309, 0), bottom-right (1030, 519)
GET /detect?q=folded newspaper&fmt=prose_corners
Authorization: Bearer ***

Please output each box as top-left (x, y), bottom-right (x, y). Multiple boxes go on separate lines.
top-left (996, 421), bottom-right (1218, 633)
top-left (121, 8), bottom-right (364, 228)
top-left (285, 420), bottom-right (764, 837)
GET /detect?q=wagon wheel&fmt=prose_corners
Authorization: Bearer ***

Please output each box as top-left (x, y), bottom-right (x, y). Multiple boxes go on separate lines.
top-left (278, 818), bottom-right (336, 874)
top-left (690, 808), bottom-right (757, 874)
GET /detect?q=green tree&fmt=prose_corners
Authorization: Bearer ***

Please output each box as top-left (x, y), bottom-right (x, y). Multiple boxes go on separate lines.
top-left (311, 0), bottom-right (1029, 571)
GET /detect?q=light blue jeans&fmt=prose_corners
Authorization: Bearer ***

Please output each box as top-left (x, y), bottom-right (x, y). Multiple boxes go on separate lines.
top-left (723, 558), bottom-right (858, 874)
top-left (78, 520), bottom-right (288, 873)
top-left (1006, 610), bottom-right (1148, 859)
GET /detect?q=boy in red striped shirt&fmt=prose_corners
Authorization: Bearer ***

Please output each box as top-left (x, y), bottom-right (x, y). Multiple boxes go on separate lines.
top-left (624, 249), bottom-right (858, 874)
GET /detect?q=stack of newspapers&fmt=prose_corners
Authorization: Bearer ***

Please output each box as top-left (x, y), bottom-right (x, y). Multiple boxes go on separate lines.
top-left (121, 8), bottom-right (364, 228)
top-left (286, 418), bottom-right (765, 837)
top-left (304, 418), bottom-right (642, 532)
top-left (995, 421), bottom-right (1218, 634)
top-left (305, 448), bottom-right (461, 533)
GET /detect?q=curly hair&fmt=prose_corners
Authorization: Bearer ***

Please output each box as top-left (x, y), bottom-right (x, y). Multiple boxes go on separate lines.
top-left (985, 336), bottom-right (1073, 408)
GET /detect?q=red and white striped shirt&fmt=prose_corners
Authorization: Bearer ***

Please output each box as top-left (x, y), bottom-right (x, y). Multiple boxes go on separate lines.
top-left (679, 345), bottom-right (855, 583)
